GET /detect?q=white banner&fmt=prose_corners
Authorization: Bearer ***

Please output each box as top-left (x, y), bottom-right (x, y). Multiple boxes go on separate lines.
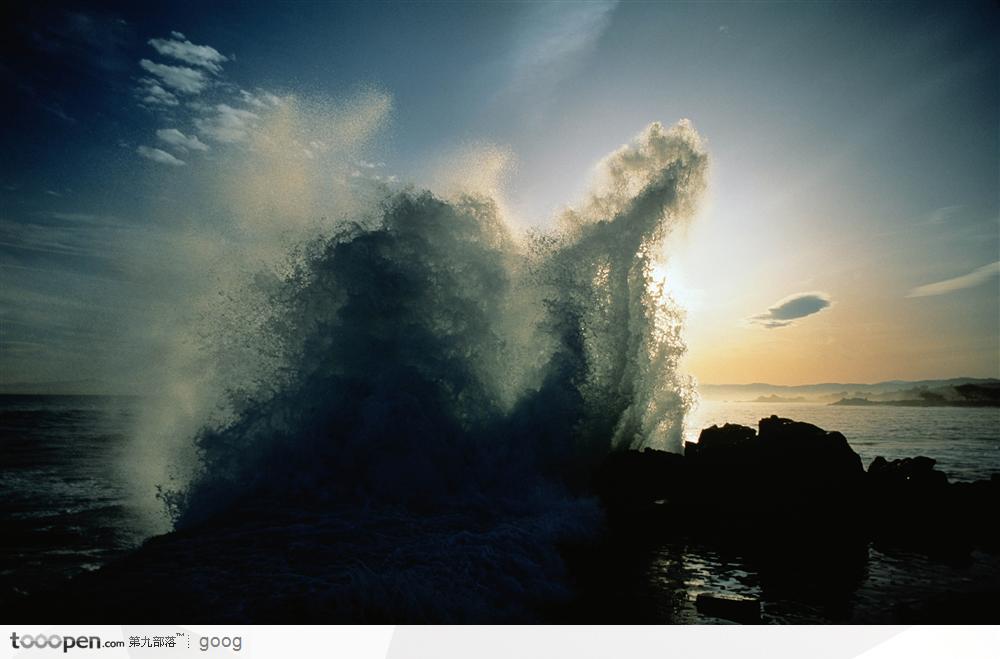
top-left (2, 625), bottom-right (999, 659)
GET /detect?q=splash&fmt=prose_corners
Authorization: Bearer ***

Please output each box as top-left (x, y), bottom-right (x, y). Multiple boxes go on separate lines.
top-left (133, 112), bottom-right (708, 619)
top-left (160, 118), bottom-right (706, 521)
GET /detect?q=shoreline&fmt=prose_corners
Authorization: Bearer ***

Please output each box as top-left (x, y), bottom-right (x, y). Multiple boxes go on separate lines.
top-left (6, 415), bottom-right (999, 623)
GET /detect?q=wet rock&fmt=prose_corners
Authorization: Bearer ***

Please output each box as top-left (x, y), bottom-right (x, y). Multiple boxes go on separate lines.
top-left (757, 415), bottom-right (864, 483)
top-left (867, 455), bottom-right (948, 488)
top-left (594, 447), bottom-right (687, 512)
top-left (684, 416), bottom-right (865, 523)
top-left (595, 417), bottom-right (996, 555)
top-left (685, 423), bottom-right (756, 459)
top-left (695, 592), bottom-right (761, 624)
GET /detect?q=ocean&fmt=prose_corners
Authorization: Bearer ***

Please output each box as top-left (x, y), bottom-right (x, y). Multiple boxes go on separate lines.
top-left (0, 395), bottom-right (151, 602)
top-left (2, 393), bottom-right (998, 621)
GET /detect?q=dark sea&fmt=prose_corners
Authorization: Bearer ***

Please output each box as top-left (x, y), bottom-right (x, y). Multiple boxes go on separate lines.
top-left (2, 394), bottom-right (999, 622)
top-left (0, 395), bottom-right (153, 602)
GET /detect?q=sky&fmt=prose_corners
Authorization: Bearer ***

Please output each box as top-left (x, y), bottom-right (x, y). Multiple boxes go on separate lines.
top-left (1, 1), bottom-right (998, 390)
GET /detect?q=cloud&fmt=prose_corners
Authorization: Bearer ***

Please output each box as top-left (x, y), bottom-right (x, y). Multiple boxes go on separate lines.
top-left (139, 59), bottom-right (209, 94)
top-left (39, 102), bottom-right (76, 124)
top-left (906, 261), bottom-right (1000, 298)
top-left (148, 33), bottom-right (228, 73)
top-left (508, 1), bottom-right (617, 96)
top-left (239, 89), bottom-right (281, 109)
top-left (136, 145), bottom-right (186, 166)
top-left (137, 78), bottom-right (180, 106)
top-left (926, 205), bottom-right (964, 225)
top-left (43, 212), bottom-right (112, 223)
top-left (156, 128), bottom-right (209, 152)
top-left (1, 211), bottom-right (128, 259)
top-left (194, 104), bottom-right (259, 143)
top-left (749, 292), bottom-right (832, 328)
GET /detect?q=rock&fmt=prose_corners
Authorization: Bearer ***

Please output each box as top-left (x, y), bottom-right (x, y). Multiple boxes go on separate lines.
top-left (685, 423), bottom-right (762, 516)
top-left (594, 447), bottom-right (687, 511)
top-left (595, 417), bottom-right (995, 556)
top-left (757, 415), bottom-right (865, 482)
top-left (695, 593), bottom-right (761, 624)
top-left (867, 456), bottom-right (948, 490)
top-left (866, 455), bottom-right (968, 552)
top-left (683, 416), bottom-right (865, 522)
top-left (686, 423), bottom-right (756, 459)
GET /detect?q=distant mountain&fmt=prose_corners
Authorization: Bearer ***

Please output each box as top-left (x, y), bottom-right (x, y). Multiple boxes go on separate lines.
top-left (743, 394), bottom-right (808, 403)
top-left (700, 378), bottom-right (1000, 403)
top-left (830, 381), bottom-right (1000, 407)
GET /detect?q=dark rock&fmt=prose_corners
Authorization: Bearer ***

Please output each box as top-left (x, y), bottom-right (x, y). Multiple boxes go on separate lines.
top-left (687, 423), bottom-right (756, 458)
top-left (684, 423), bottom-right (762, 518)
top-left (867, 456), bottom-right (948, 490)
top-left (757, 415), bottom-right (864, 484)
top-left (594, 447), bottom-right (687, 512)
top-left (695, 592), bottom-right (761, 624)
top-left (685, 416), bottom-right (865, 524)
top-left (595, 416), bottom-right (997, 556)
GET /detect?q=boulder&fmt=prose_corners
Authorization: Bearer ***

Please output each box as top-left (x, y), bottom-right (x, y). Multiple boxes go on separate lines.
top-left (595, 417), bottom-right (998, 553)
top-left (686, 423), bottom-right (756, 458)
top-left (695, 593), bottom-right (761, 624)
top-left (867, 456), bottom-right (948, 490)
top-left (594, 447), bottom-right (687, 510)
top-left (757, 415), bottom-right (865, 482)
top-left (683, 416), bottom-right (865, 521)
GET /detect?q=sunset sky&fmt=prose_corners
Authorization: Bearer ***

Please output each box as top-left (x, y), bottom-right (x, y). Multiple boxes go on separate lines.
top-left (1, 1), bottom-right (997, 389)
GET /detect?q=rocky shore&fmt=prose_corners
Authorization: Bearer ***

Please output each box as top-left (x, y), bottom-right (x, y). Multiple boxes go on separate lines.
top-left (595, 415), bottom-right (999, 551)
top-left (572, 415), bottom-right (1000, 623)
top-left (12, 416), bottom-right (1000, 623)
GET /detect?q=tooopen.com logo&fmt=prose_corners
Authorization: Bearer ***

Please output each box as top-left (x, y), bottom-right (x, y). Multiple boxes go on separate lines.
top-left (10, 632), bottom-right (125, 653)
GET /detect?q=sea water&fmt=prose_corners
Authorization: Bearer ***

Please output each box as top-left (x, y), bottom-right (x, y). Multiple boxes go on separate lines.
top-left (2, 393), bottom-right (997, 621)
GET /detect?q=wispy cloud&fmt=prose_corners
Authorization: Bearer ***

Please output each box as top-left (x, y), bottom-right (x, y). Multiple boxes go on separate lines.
top-left (136, 145), bottom-right (186, 166)
top-left (926, 204), bottom-right (964, 225)
top-left (137, 78), bottom-right (180, 106)
top-left (749, 292), bottom-right (832, 329)
top-left (132, 33), bottom-right (283, 168)
top-left (156, 128), bottom-right (209, 152)
top-left (906, 261), bottom-right (1000, 298)
top-left (139, 59), bottom-right (209, 94)
top-left (239, 89), bottom-right (281, 109)
top-left (194, 104), bottom-right (259, 143)
top-left (148, 32), bottom-right (228, 73)
top-left (508, 1), bottom-right (618, 96)
top-left (0, 211), bottom-right (128, 259)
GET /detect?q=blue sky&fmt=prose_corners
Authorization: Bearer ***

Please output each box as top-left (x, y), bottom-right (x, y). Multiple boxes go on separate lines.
top-left (1, 1), bottom-right (997, 388)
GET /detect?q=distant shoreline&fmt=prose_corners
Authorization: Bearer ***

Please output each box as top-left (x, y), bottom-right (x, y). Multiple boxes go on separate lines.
top-left (830, 397), bottom-right (1000, 408)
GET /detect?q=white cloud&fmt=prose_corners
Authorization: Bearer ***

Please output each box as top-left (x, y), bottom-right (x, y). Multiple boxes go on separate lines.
top-left (156, 128), bottom-right (209, 152)
top-left (906, 261), bottom-right (1000, 298)
top-left (194, 104), bottom-right (259, 143)
top-left (136, 145), bottom-right (186, 166)
top-left (239, 90), bottom-right (267, 108)
top-left (748, 292), bottom-right (832, 329)
top-left (148, 33), bottom-right (228, 73)
top-left (137, 78), bottom-right (179, 106)
top-left (239, 89), bottom-right (283, 109)
top-left (508, 1), bottom-right (617, 95)
top-left (139, 59), bottom-right (209, 94)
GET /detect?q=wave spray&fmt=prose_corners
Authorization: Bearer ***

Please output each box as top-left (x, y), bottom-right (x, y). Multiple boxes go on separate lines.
top-left (136, 108), bottom-right (708, 619)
